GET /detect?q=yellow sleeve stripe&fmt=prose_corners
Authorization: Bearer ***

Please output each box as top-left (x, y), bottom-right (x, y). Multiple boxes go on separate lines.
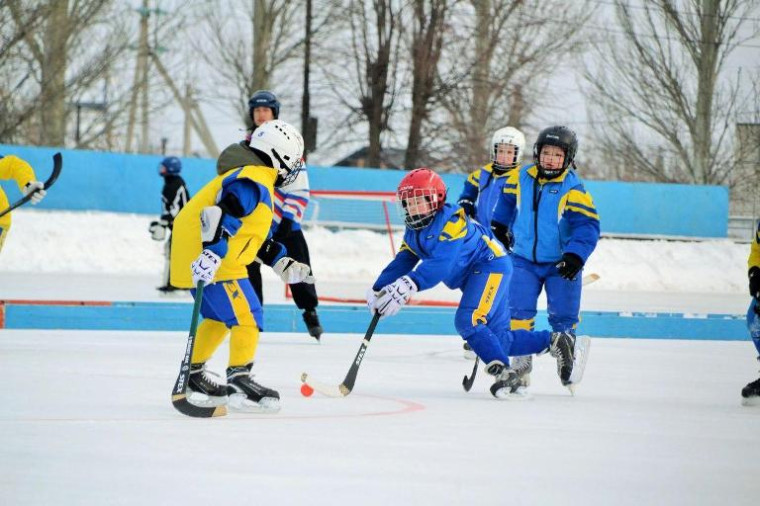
top-left (399, 241), bottom-right (418, 256)
top-left (0, 155), bottom-right (35, 188)
top-left (567, 188), bottom-right (597, 210)
top-left (440, 211), bottom-right (468, 241)
top-left (466, 169), bottom-right (481, 186)
top-left (481, 235), bottom-right (506, 257)
top-left (566, 205), bottom-right (599, 220)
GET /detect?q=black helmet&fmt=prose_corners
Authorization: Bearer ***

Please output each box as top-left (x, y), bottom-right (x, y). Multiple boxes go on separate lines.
top-left (248, 90), bottom-right (281, 121)
top-left (533, 125), bottom-right (578, 179)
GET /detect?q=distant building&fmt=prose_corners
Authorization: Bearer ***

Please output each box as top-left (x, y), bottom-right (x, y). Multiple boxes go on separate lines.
top-left (333, 147), bottom-right (406, 170)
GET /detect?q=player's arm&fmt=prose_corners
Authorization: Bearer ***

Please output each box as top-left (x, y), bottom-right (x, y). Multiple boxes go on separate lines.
top-left (0, 155), bottom-right (46, 204)
top-left (556, 184), bottom-right (600, 280)
top-left (490, 171), bottom-right (519, 247)
top-left (372, 243), bottom-right (419, 291)
top-left (748, 222), bottom-right (760, 301)
top-left (273, 181), bottom-right (309, 240)
top-left (457, 169), bottom-right (481, 218)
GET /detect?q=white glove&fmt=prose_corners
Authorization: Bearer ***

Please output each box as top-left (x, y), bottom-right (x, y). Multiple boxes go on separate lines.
top-left (149, 220), bottom-right (168, 241)
top-left (273, 257), bottom-right (315, 284)
top-left (373, 276), bottom-right (417, 318)
top-left (191, 249), bottom-right (221, 285)
top-left (366, 288), bottom-right (379, 316)
top-left (23, 181), bottom-right (46, 205)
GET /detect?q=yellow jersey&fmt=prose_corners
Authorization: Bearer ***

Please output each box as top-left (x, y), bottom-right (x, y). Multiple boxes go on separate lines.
top-left (170, 164), bottom-right (278, 288)
top-left (0, 155), bottom-right (36, 229)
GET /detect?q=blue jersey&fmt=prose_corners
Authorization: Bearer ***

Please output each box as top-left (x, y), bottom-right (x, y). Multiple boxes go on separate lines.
top-left (372, 203), bottom-right (507, 292)
top-left (458, 163), bottom-right (516, 226)
top-left (492, 164), bottom-right (600, 264)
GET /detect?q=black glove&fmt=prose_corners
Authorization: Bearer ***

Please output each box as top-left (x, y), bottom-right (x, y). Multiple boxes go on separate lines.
top-left (458, 198), bottom-right (476, 219)
top-left (749, 267), bottom-right (760, 300)
top-left (556, 252), bottom-right (584, 280)
top-left (273, 217), bottom-right (294, 241)
top-left (490, 221), bottom-right (514, 250)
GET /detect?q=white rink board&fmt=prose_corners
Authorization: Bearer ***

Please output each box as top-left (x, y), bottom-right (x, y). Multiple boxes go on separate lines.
top-left (0, 330), bottom-right (758, 506)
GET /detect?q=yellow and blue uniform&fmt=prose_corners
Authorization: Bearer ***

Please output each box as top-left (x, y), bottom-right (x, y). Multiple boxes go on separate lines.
top-left (746, 221), bottom-right (760, 356)
top-left (372, 203), bottom-right (554, 366)
top-left (170, 159), bottom-right (281, 368)
top-left (0, 155), bottom-right (37, 252)
top-left (492, 165), bottom-right (600, 332)
top-left (457, 163), bottom-right (518, 226)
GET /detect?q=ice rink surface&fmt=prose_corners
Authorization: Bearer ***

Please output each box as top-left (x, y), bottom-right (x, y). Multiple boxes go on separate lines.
top-left (1, 328), bottom-right (758, 505)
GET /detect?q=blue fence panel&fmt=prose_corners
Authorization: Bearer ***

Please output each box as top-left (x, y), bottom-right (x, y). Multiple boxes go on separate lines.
top-left (0, 145), bottom-right (729, 237)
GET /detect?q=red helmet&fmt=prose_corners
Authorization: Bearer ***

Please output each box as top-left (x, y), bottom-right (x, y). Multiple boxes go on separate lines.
top-left (396, 168), bottom-right (447, 229)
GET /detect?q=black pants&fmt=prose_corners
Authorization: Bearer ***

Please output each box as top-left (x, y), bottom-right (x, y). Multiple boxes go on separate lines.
top-left (247, 229), bottom-right (319, 311)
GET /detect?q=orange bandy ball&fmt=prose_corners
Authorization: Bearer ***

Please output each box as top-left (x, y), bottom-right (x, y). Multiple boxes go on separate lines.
top-left (300, 383), bottom-right (314, 397)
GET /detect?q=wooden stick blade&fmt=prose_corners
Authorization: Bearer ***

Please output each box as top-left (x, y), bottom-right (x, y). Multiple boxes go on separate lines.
top-left (171, 394), bottom-right (227, 418)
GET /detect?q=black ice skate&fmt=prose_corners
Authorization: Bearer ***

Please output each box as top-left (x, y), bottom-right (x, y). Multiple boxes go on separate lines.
top-left (549, 331), bottom-right (575, 385)
top-left (742, 359), bottom-right (760, 407)
top-left (187, 363), bottom-right (228, 407)
top-left (511, 355), bottom-right (533, 387)
top-left (487, 361), bottom-right (530, 400)
top-left (226, 363), bottom-right (281, 413)
top-left (303, 310), bottom-right (323, 341)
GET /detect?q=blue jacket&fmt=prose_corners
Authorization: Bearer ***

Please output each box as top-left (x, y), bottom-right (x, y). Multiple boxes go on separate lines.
top-left (492, 164), bottom-right (600, 263)
top-left (458, 163), bottom-right (516, 226)
top-left (372, 203), bottom-right (507, 291)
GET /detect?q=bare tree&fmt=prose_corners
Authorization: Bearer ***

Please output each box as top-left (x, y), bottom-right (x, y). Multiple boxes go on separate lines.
top-left (404, 0), bottom-right (452, 169)
top-left (2, 0), bottom-right (127, 146)
top-left (197, 0), bottom-right (306, 128)
top-left (431, 0), bottom-right (591, 172)
top-left (584, 0), bottom-right (759, 186)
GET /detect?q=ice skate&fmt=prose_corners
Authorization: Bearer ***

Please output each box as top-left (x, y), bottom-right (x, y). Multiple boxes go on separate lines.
top-left (549, 331), bottom-right (576, 386)
top-left (566, 336), bottom-right (591, 395)
top-left (742, 359), bottom-right (760, 406)
top-left (302, 310), bottom-right (323, 341)
top-left (463, 342), bottom-right (477, 360)
top-left (226, 363), bottom-right (281, 413)
top-left (487, 361), bottom-right (531, 400)
top-left (742, 377), bottom-right (760, 406)
top-left (511, 355), bottom-right (533, 387)
top-left (187, 363), bottom-right (228, 407)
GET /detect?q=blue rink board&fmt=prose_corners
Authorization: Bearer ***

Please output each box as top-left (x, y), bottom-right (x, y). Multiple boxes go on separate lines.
top-left (1, 302), bottom-right (749, 341)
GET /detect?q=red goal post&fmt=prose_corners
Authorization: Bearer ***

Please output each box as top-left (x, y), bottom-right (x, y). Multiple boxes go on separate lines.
top-left (307, 189), bottom-right (399, 257)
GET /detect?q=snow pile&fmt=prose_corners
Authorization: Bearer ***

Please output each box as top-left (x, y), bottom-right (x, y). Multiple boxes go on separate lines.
top-left (0, 209), bottom-right (748, 294)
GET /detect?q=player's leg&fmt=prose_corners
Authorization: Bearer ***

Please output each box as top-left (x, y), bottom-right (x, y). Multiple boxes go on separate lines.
top-left (246, 260), bottom-right (264, 306)
top-left (216, 279), bottom-right (280, 412)
top-left (544, 270), bottom-right (590, 388)
top-left (282, 230), bottom-right (322, 339)
top-left (0, 225), bottom-right (7, 253)
top-left (456, 261), bottom-right (529, 399)
top-left (186, 283), bottom-right (234, 406)
top-left (507, 256), bottom-right (545, 383)
top-left (743, 299), bottom-right (760, 406)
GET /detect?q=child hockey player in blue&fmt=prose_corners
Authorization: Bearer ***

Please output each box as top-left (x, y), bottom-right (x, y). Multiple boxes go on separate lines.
top-left (743, 220), bottom-right (760, 406)
top-left (366, 168), bottom-right (590, 398)
top-left (491, 126), bottom-right (600, 385)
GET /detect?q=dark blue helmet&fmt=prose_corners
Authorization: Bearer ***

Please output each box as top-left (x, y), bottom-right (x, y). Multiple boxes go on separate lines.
top-left (248, 90), bottom-right (280, 121)
top-left (533, 125), bottom-right (578, 179)
top-left (159, 156), bottom-right (182, 176)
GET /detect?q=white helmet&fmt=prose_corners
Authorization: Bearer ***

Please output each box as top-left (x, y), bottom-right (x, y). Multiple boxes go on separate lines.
top-left (491, 126), bottom-right (526, 172)
top-left (249, 119), bottom-right (305, 185)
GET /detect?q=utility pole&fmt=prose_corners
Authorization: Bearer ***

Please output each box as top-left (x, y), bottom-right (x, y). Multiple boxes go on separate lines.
top-left (126, 0), bottom-right (151, 153)
top-left (301, 0), bottom-right (317, 155)
top-left (150, 51), bottom-right (219, 157)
